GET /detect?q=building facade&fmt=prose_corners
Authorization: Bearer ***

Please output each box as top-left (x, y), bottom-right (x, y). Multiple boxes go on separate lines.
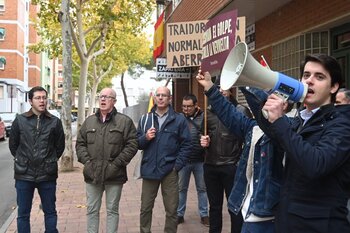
top-left (156, 0), bottom-right (350, 110)
top-left (0, 0), bottom-right (42, 113)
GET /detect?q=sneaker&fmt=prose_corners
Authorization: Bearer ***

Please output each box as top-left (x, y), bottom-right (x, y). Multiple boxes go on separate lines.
top-left (201, 216), bottom-right (209, 227)
top-left (177, 216), bottom-right (184, 224)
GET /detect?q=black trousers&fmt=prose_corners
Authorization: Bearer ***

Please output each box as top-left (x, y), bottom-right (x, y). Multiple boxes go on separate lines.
top-left (204, 164), bottom-right (243, 233)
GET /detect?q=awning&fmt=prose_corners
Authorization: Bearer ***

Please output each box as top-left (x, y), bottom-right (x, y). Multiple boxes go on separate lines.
top-left (0, 57), bottom-right (6, 65)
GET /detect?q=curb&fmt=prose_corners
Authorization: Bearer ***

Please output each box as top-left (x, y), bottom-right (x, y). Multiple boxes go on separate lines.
top-left (0, 207), bottom-right (17, 233)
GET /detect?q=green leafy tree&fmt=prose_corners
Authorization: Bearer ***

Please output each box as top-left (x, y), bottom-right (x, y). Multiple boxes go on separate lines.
top-left (32, 0), bottom-right (155, 129)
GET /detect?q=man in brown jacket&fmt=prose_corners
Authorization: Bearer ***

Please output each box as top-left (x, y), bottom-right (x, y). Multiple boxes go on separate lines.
top-left (76, 87), bottom-right (138, 233)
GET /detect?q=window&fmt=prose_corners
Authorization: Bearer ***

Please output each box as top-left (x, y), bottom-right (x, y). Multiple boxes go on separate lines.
top-left (0, 28), bottom-right (5, 40)
top-left (272, 31), bottom-right (329, 79)
top-left (0, 86), bottom-right (4, 99)
top-left (0, 0), bottom-right (5, 11)
top-left (0, 56), bottom-right (6, 69)
top-left (58, 70), bottom-right (62, 77)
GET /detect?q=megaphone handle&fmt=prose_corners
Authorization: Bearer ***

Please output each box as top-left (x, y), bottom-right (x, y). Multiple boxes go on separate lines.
top-left (262, 90), bottom-right (289, 120)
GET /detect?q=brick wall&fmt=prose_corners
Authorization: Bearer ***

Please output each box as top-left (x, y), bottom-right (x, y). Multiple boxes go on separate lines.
top-left (167, 0), bottom-right (231, 22)
top-left (255, 0), bottom-right (350, 62)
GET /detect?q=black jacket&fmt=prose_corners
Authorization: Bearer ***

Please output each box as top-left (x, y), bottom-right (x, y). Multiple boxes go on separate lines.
top-left (9, 109), bottom-right (65, 182)
top-left (205, 100), bottom-right (251, 166)
top-left (183, 108), bottom-right (205, 163)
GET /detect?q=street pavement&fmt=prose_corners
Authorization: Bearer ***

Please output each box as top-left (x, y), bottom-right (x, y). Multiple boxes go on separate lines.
top-left (3, 150), bottom-right (230, 233)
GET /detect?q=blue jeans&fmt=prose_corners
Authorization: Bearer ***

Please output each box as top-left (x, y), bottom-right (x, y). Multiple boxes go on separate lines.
top-left (15, 179), bottom-right (58, 233)
top-left (86, 183), bottom-right (123, 233)
top-left (241, 220), bottom-right (275, 233)
top-left (177, 161), bottom-right (208, 218)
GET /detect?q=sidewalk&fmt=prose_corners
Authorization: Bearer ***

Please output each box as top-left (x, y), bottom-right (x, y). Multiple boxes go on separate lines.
top-left (4, 151), bottom-right (230, 233)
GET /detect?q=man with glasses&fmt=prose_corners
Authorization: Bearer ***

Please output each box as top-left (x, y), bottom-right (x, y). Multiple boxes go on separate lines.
top-left (137, 86), bottom-right (191, 233)
top-left (177, 94), bottom-right (209, 226)
top-left (9, 86), bottom-right (65, 233)
top-left (76, 87), bottom-right (138, 233)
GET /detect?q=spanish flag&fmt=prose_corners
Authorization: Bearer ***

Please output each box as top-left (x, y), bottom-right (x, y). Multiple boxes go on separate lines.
top-left (148, 92), bottom-right (154, 112)
top-left (153, 11), bottom-right (164, 60)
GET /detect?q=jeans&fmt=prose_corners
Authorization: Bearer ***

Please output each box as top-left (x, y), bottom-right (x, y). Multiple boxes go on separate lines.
top-left (140, 170), bottom-right (179, 233)
top-left (86, 183), bottom-right (123, 233)
top-left (15, 179), bottom-right (58, 233)
top-left (204, 164), bottom-right (243, 233)
top-left (241, 220), bottom-right (275, 233)
top-left (177, 161), bottom-right (208, 218)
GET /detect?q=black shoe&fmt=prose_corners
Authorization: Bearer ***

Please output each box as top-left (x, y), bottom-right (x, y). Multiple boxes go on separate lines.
top-left (201, 216), bottom-right (209, 227)
top-left (177, 216), bottom-right (184, 224)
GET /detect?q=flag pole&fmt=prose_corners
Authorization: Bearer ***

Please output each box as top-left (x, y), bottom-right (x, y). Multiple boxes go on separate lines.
top-left (204, 95), bottom-right (207, 135)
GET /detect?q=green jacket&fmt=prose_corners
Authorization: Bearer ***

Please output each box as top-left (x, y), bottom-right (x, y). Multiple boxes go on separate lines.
top-left (76, 108), bottom-right (138, 185)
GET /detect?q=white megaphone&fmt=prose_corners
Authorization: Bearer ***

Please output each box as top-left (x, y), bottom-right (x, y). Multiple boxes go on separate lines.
top-left (220, 42), bottom-right (307, 103)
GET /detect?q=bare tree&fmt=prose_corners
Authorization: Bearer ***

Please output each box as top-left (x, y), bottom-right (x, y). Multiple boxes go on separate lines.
top-left (59, 0), bottom-right (74, 171)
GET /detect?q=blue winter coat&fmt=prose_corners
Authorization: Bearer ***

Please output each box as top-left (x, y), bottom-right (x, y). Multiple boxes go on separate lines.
top-left (137, 106), bottom-right (191, 180)
top-left (205, 86), bottom-right (284, 218)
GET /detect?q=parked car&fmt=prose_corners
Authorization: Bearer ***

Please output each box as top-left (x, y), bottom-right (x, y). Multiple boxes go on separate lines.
top-left (71, 114), bottom-right (77, 122)
top-left (0, 112), bottom-right (17, 137)
top-left (0, 116), bottom-right (6, 140)
top-left (48, 109), bottom-right (61, 119)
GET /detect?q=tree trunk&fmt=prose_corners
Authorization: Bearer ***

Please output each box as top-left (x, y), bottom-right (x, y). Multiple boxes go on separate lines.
top-left (77, 59), bottom-right (89, 132)
top-left (87, 79), bottom-right (99, 116)
top-left (59, 0), bottom-right (74, 171)
top-left (121, 72), bottom-right (129, 107)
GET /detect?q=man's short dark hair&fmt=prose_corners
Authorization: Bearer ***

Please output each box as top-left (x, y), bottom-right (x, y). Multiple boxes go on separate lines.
top-left (300, 54), bottom-right (342, 102)
top-left (28, 86), bottom-right (47, 101)
top-left (182, 94), bottom-right (197, 104)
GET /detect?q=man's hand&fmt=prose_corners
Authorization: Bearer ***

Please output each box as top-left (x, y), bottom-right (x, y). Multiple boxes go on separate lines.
top-left (196, 70), bottom-right (214, 91)
top-left (146, 127), bottom-right (156, 141)
top-left (262, 93), bottom-right (285, 123)
top-left (200, 135), bottom-right (210, 147)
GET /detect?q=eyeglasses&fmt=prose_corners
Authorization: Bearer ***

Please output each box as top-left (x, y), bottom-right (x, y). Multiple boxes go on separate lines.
top-left (182, 105), bottom-right (194, 108)
top-left (99, 95), bottom-right (115, 100)
top-left (33, 96), bottom-right (47, 100)
top-left (155, 94), bottom-right (170, 98)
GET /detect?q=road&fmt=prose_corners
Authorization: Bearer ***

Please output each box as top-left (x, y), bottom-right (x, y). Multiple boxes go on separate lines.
top-left (0, 139), bottom-right (16, 228)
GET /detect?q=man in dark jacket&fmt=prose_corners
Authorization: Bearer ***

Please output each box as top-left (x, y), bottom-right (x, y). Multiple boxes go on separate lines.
top-left (177, 94), bottom-right (209, 226)
top-left (76, 87), bottom-right (138, 233)
top-left (260, 54), bottom-right (350, 232)
top-left (137, 86), bottom-right (191, 233)
top-left (200, 84), bottom-right (252, 233)
top-left (9, 86), bottom-right (65, 233)
top-left (335, 89), bottom-right (350, 223)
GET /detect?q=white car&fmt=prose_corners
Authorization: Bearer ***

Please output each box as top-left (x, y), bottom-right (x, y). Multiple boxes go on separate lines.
top-left (48, 109), bottom-right (61, 119)
top-left (0, 112), bottom-right (17, 137)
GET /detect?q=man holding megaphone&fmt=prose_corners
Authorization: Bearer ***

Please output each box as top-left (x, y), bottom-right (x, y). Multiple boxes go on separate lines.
top-left (198, 51), bottom-right (350, 232)
top-left (259, 54), bottom-right (350, 233)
